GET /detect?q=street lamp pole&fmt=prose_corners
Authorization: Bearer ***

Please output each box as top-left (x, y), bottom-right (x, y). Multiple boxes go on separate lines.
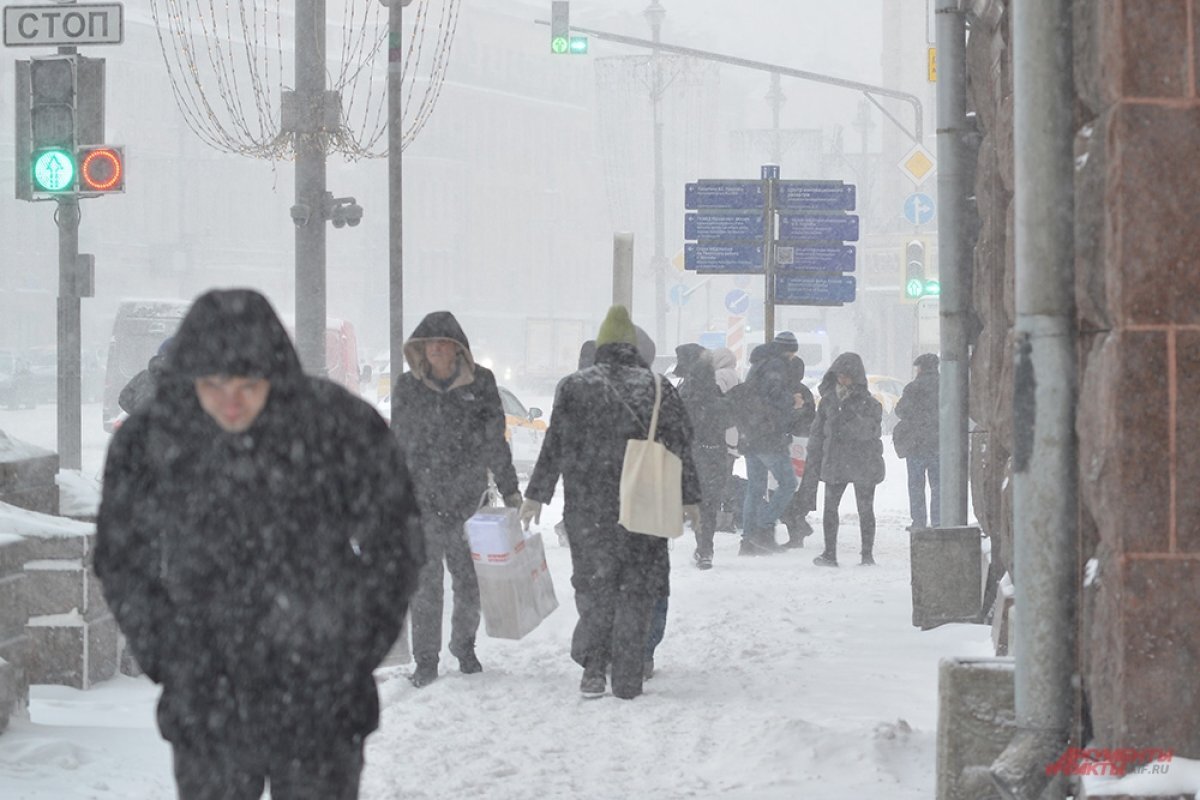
top-left (645, 1), bottom-right (668, 351)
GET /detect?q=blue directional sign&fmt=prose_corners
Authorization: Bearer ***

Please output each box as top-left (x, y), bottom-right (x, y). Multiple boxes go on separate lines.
top-left (684, 181), bottom-right (766, 210)
top-left (724, 289), bottom-right (751, 315)
top-left (775, 273), bottom-right (857, 305)
top-left (775, 181), bottom-right (856, 211)
top-left (774, 244), bottom-right (857, 272)
top-left (668, 284), bottom-right (689, 307)
top-left (778, 213), bottom-right (860, 242)
top-left (685, 212), bottom-right (765, 240)
top-left (684, 243), bottom-right (765, 272)
top-left (904, 192), bottom-right (936, 225)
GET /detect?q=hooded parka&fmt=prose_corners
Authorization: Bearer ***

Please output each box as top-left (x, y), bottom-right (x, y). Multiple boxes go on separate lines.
top-left (95, 289), bottom-right (424, 768)
top-left (806, 352), bottom-right (885, 485)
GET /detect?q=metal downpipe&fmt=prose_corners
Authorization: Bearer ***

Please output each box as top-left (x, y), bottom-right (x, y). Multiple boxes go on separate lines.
top-left (990, 0), bottom-right (1077, 797)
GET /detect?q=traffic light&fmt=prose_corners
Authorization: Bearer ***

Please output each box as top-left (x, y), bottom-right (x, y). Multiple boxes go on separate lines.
top-left (550, 1), bottom-right (570, 54)
top-left (903, 239), bottom-right (941, 299)
top-left (15, 55), bottom-right (106, 200)
top-left (904, 239), bottom-right (926, 299)
top-left (78, 146), bottom-right (125, 194)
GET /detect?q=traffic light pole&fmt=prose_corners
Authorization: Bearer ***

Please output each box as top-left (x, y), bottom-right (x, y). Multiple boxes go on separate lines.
top-left (646, 1), bottom-right (668, 352)
top-left (294, 0), bottom-right (328, 376)
top-left (56, 37), bottom-right (82, 471)
top-left (388, 0), bottom-right (405, 432)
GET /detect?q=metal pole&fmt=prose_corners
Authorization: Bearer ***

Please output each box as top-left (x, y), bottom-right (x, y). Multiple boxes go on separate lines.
top-left (646, 1), bottom-right (667, 352)
top-left (766, 73), bottom-right (785, 165)
top-left (55, 199), bottom-right (82, 471)
top-left (612, 232), bottom-right (635, 311)
top-left (295, 0), bottom-right (327, 375)
top-left (990, 0), bottom-right (1077, 797)
top-left (935, 0), bottom-right (969, 527)
top-left (56, 33), bottom-right (81, 471)
top-left (388, 1), bottom-right (404, 429)
top-left (763, 168), bottom-right (777, 342)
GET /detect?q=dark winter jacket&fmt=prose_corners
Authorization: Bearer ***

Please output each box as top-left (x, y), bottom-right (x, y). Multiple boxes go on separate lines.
top-left (729, 344), bottom-right (796, 454)
top-left (525, 342), bottom-right (701, 597)
top-left (894, 368), bottom-right (939, 458)
top-left (806, 352), bottom-right (885, 485)
top-left (94, 289), bottom-right (424, 756)
top-left (391, 311), bottom-right (520, 517)
top-left (782, 352), bottom-right (816, 437)
top-left (117, 354), bottom-right (168, 415)
top-left (676, 355), bottom-right (728, 453)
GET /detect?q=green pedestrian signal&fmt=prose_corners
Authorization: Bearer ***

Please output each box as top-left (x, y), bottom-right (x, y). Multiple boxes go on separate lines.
top-left (905, 278), bottom-right (925, 299)
top-left (32, 148), bottom-right (76, 194)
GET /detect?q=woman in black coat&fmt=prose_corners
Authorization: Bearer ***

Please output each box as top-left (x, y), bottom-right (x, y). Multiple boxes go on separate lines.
top-left (807, 351), bottom-right (885, 567)
top-left (674, 345), bottom-right (730, 570)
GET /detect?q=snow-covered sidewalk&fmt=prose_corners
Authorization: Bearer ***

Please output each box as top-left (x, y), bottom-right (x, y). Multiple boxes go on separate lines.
top-left (0, 442), bottom-right (993, 799)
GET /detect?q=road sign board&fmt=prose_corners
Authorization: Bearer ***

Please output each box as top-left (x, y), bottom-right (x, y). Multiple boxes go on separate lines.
top-left (684, 243), bottom-right (764, 272)
top-left (685, 181), bottom-right (766, 210)
top-left (761, 164), bottom-right (780, 180)
top-left (698, 331), bottom-right (726, 350)
top-left (904, 193), bottom-right (935, 225)
top-left (775, 181), bottom-right (856, 211)
top-left (724, 289), bottom-right (750, 315)
top-left (899, 144), bottom-right (936, 185)
top-left (775, 274), bottom-right (857, 305)
top-left (777, 213), bottom-right (859, 242)
top-left (4, 4), bottom-right (124, 46)
top-left (668, 284), bottom-right (689, 307)
top-left (685, 212), bottom-right (765, 241)
top-left (774, 244), bottom-right (857, 272)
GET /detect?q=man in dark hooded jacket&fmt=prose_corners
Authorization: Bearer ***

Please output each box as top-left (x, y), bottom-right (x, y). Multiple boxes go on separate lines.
top-left (118, 336), bottom-right (173, 415)
top-left (895, 352), bottom-right (941, 529)
top-left (522, 306), bottom-right (700, 700)
top-left (95, 289), bottom-right (424, 800)
top-left (807, 352), bottom-right (885, 567)
top-left (391, 310), bottom-right (521, 688)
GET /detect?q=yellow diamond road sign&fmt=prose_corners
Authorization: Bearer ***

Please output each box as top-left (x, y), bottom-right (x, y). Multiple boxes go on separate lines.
top-left (899, 144), bottom-right (936, 186)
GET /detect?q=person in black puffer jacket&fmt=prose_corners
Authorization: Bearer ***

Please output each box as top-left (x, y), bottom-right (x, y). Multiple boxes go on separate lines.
top-left (390, 310), bottom-right (522, 688)
top-left (807, 352), bottom-right (885, 567)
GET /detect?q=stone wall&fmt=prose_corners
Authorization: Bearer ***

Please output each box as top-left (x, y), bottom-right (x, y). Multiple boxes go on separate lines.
top-left (1073, 0), bottom-right (1200, 759)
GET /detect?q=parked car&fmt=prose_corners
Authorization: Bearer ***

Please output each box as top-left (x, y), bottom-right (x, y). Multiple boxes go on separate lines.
top-left (374, 384), bottom-right (547, 472)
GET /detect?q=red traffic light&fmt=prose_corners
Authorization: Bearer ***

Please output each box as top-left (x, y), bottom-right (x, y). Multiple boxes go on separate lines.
top-left (78, 146), bottom-right (124, 193)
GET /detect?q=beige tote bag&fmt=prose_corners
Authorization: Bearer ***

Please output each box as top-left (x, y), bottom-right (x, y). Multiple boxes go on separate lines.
top-left (618, 373), bottom-right (684, 538)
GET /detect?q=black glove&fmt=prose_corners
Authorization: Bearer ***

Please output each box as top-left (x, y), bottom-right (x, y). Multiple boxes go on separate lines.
top-left (503, 491), bottom-right (522, 509)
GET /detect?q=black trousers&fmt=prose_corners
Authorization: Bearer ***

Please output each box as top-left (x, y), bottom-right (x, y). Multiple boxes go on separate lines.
top-left (173, 737), bottom-right (363, 800)
top-left (822, 481), bottom-right (877, 557)
top-left (410, 509), bottom-right (479, 665)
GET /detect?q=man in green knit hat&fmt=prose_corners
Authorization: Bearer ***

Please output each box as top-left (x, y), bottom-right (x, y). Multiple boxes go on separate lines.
top-left (522, 305), bottom-right (701, 699)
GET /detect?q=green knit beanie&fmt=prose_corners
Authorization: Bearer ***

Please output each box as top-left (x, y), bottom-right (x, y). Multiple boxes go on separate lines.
top-left (595, 305), bottom-right (639, 347)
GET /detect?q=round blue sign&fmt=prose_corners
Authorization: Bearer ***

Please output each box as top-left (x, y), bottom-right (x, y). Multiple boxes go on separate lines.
top-left (669, 284), bottom-right (688, 307)
top-left (904, 193), bottom-right (936, 226)
top-left (724, 289), bottom-right (750, 315)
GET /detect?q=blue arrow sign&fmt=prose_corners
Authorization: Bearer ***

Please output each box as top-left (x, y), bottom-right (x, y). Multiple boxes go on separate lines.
top-left (904, 192), bottom-right (936, 225)
top-left (775, 181), bottom-right (856, 211)
top-left (775, 273), bottom-right (857, 305)
top-left (774, 244), bottom-right (857, 272)
top-left (684, 243), bottom-right (765, 272)
top-left (685, 212), bottom-right (765, 240)
top-left (724, 289), bottom-right (751, 315)
top-left (685, 181), bottom-right (766, 210)
top-left (777, 213), bottom-right (860, 242)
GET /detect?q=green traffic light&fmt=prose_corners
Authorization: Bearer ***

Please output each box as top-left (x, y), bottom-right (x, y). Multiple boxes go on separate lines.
top-left (905, 278), bottom-right (924, 299)
top-left (33, 148), bottom-right (75, 193)
top-left (924, 280), bottom-right (941, 297)
top-left (569, 36), bottom-right (588, 54)
top-left (551, 36), bottom-right (569, 54)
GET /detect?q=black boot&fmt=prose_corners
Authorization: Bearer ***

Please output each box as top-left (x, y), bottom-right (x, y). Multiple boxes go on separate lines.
top-left (458, 647), bottom-right (483, 674)
top-left (860, 531), bottom-right (876, 566)
top-left (783, 515), bottom-right (813, 549)
top-left (580, 661), bottom-right (606, 697)
top-left (409, 660), bottom-right (439, 688)
top-left (756, 527), bottom-right (786, 554)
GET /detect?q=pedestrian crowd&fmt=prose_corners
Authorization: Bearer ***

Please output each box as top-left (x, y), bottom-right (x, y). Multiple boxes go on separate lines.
top-left (94, 288), bottom-right (939, 799)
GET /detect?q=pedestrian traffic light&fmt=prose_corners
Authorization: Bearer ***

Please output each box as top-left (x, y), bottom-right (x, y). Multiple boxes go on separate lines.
top-left (904, 239), bottom-right (926, 299)
top-left (550, 1), bottom-right (570, 54)
top-left (78, 146), bottom-right (125, 194)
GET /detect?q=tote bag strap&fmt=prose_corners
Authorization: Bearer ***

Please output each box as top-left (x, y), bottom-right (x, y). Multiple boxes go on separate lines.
top-left (646, 372), bottom-right (662, 443)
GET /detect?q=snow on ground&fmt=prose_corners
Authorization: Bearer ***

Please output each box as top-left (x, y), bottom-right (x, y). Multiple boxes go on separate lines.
top-left (0, 402), bottom-right (994, 799)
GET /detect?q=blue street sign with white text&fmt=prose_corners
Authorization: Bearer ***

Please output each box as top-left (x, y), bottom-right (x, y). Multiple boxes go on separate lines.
top-left (774, 244), bottom-right (857, 272)
top-left (684, 181), bottom-right (766, 210)
top-left (777, 213), bottom-right (860, 242)
top-left (775, 181), bottom-right (856, 211)
top-left (685, 212), bottom-right (765, 240)
top-left (775, 273), bottom-right (857, 305)
top-left (684, 243), bottom-right (765, 272)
